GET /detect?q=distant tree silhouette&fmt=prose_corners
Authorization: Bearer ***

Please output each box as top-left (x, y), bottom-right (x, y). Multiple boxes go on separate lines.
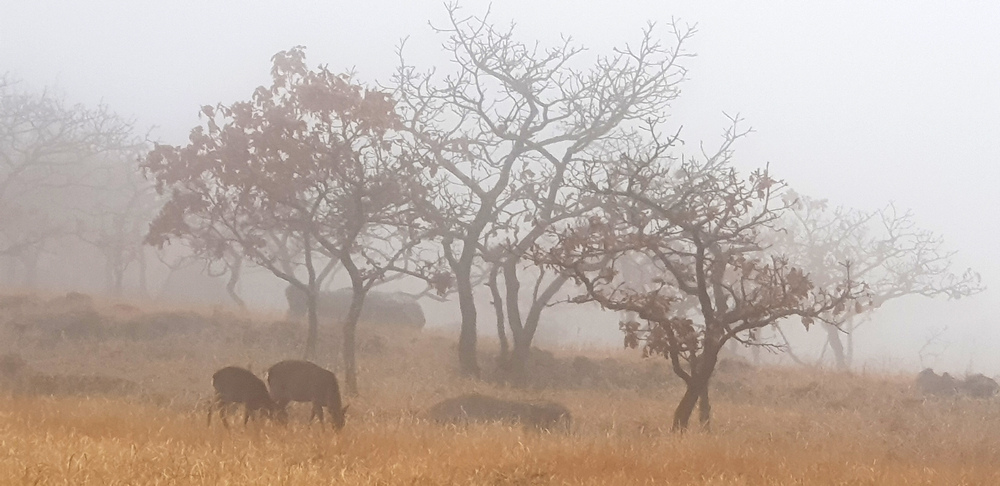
top-left (75, 146), bottom-right (160, 297)
top-left (0, 74), bottom-right (136, 286)
top-left (767, 192), bottom-right (983, 369)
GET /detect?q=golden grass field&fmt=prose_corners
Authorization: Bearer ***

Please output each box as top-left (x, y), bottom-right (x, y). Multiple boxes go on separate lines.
top-left (1, 292), bottom-right (998, 485)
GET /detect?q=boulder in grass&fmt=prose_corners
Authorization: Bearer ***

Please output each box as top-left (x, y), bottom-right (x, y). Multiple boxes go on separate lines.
top-left (285, 287), bottom-right (425, 330)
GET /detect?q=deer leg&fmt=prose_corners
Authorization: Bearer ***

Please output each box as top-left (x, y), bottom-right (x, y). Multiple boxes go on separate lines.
top-left (219, 402), bottom-right (231, 429)
top-left (276, 403), bottom-right (289, 426)
top-left (208, 397), bottom-right (217, 426)
top-left (312, 401), bottom-right (324, 424)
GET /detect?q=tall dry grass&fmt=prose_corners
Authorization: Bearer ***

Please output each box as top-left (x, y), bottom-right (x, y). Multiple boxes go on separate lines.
top-left (1, 296), bottom-right (998, 484)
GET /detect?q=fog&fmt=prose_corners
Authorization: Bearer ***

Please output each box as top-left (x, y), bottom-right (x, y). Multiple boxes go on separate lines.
top-left (2, 1), bottom-right (997, 374)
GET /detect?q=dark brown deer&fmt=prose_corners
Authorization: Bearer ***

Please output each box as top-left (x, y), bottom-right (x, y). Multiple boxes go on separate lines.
top-left (267, 360), bottom-right (347, 430)
top-left (209, 366), bottom-right (279, 427)
top-left (426, 393), bottom-right (571, 431)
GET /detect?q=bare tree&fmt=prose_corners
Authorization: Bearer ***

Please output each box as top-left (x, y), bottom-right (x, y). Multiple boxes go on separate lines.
top-left (75, 147), bottom-right (160, 296)
top-left (395, 4), bottom-right (694, 378)
top-left (0, 76), bottom-right (135, 285)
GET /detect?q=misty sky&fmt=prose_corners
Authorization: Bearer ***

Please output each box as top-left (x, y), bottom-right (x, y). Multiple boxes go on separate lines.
top-left (2, 1), bottom-right (998, 373)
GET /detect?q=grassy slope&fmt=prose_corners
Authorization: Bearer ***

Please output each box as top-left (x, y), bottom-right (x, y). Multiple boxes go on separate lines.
top-left (0, 296), bottom-right (998, 485)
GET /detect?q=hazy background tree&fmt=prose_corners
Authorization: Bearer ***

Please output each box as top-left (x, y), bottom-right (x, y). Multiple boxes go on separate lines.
top-left (767, 192), bottom-right (983, 369)
top-left (75, 146), bottom-right (160, 297)
top-left (0, 75), bottom-right (136, 286)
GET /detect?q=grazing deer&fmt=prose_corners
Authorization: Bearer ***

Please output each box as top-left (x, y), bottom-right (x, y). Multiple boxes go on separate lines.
top-left (426, 393), bottom-right (572, 431)
top-left (209, 366), bottom-right (279, 427)
top-left (267, 360), bottom-right (347, 430)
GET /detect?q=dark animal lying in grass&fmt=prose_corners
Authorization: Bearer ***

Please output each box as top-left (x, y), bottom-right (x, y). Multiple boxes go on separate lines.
top-left (959, 373), bottom-right (1000, 398)
top-left (426, 393), bottom-right (571, 431)
top-left (916, 368), bottom-right (959, 396)
top-left (916, 368), bottom-right (999, 398)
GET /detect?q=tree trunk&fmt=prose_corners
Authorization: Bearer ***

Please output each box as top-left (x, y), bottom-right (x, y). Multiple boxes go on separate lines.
top-left (846, 329), bottom-right (855, 368)
top-left (342, 289), bottom-right (366, 396)
top-left (225, 258), bottom-right (246, 310)
top-left (109, 246), bottom-right (125, 297)
top-left (504, 265), bottom-right (571, 385)
top-left (507, 334), bottom-right (531, 385)
top-left (455, 254), bottom-right (479, 377)
top-left (137, 247), bottom-right (149, 298)
top-left (824, 323), bottom-right (848, 371)
top-left (302, 233), bottom-right (320, 360)
top-left (672, 381), bottom-right (702, 431)
top-left (672, 348), bottom-right (720, 432)
top-left (673, 374), bottom-right (715, 432)
top-left (845, 314), bottom-right (856, 368)
top-left (112, 266), bottom-right (125, 296)
top-left (486, 264), bottom-right (509, 363)
top-left (304, 288), bottom-right (319, 360)
top-left (501, 259), bottom-right (524, 379)
top-left (698, 384), bottom-right (711, 431)
top-left (103, 254), bottom-right (115, 295)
